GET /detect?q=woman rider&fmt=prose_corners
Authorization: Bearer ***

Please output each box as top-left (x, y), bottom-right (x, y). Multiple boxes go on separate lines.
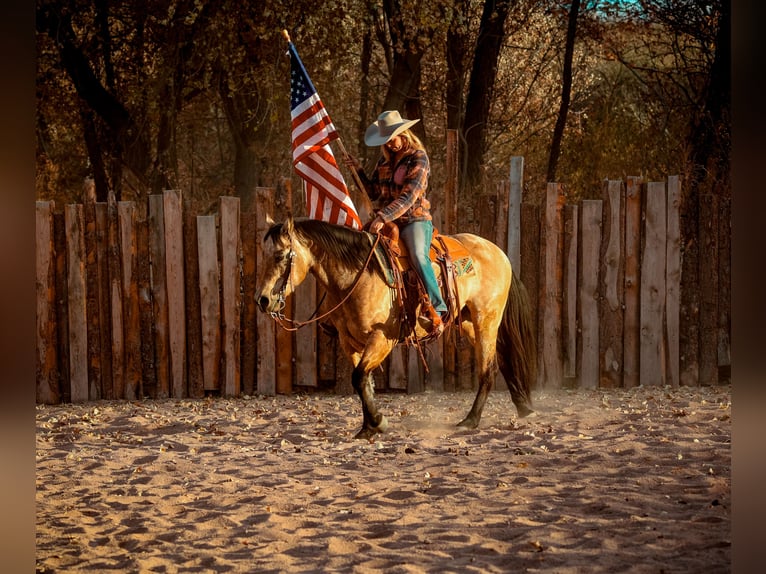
top-left (345, 110), bottom-right (449, 334)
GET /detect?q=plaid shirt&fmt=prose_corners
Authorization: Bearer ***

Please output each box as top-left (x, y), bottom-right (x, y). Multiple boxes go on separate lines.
top-left (361, 147), bottom-right (432, 225)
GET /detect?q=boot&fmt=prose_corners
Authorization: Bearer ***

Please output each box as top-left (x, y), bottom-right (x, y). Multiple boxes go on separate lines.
top-left (421, 300), bottom-right (443, 334)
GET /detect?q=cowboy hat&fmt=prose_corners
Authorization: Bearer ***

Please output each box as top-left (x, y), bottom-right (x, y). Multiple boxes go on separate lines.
top-left (364, 110), bottom-right (421, 147)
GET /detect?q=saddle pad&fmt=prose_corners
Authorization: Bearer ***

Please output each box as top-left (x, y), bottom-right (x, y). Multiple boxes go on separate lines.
top-left (367, 231), bottom-right (475, 287)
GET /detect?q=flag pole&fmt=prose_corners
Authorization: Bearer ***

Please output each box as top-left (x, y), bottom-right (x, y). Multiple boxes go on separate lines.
top-left (282, 29), bottom-right (373, 222)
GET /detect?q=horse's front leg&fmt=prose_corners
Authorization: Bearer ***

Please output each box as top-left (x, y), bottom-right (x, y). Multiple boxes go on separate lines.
top-left (352, 368), bottom-right (388, 440)
top-left (350, 330), bottom-right (393, 440)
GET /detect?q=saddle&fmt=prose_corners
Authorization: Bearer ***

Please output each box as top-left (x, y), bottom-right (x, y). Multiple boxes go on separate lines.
top-left (367, 221), bottom-right (474, 343)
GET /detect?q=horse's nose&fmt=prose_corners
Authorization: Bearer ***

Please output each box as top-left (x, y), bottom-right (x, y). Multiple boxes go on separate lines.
top-left (256, 294), bottom-right (270, 312)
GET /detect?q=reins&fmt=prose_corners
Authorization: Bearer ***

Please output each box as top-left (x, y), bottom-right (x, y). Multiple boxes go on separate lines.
top-left (270, 232), bottom-right (382, 332)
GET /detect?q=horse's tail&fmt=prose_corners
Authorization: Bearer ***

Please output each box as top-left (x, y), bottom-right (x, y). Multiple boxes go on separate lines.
top-left (496, 274), bottom-right (536, 416)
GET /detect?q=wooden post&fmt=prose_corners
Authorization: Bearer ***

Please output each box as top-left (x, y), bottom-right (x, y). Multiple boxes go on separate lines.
top-left (136, 212), bottom-right (156, 397)
top-left (240, 193), bottom-right (258, 395)
top-left (562, 204), bottom-right (578, 380)
top-left (520, 203), bottom-right (540, 388)
top-left (118, 202), bottom-right (142, 399)
top-left (163, 190), bottom-right (186, 397)
top-left (294, 273), bottom-right (318, 388)
top-left (698, 192), bottom-right (719, 386)
top-left (442, 129), bottom-right (460, 391)
top-left (717, 194), bottom-right (731, 380)
top-left (197, 215), bottom-right (221, 392)
top-left (579, 200), bottom-right (602, 389)
top-left (255, 187), bottom-right (276, 395)
top-left (640, 182), bottom-right (667, 386)
top-left (540, 183), bottom-right (564, 388)
top-left (507, 156), bottom-right (523, 273)
top-left (65, 204), bottom-right (89, 402)
top-left (36, 201), bottom-right (60, 404)
top-left (82, 188), bottom-right (102, 400)
top-left (623, 177), bottom-right (642, 388)
top-left (183, 199), bottom-right (204, 398)
top-left (107, 193), bottom-right (125, 399)
top-left (389, 347), bottom-right (408, 390)
top-left (274, 180), bottom-right (294, 395)
top-left (94, 203), bottom-right (113, 398)
top-left (220, 196), bottom-right (241, 397)
top-left (665, 176), bottom-right (681, 387)
top-left (599, 180), bottom-right (625, 388)
top-left (148, 194), bottom-right (170, 398)
top-left (445, 130), bottom-right (459, 233)
top-left (53, 211), bottom-right (71, 402)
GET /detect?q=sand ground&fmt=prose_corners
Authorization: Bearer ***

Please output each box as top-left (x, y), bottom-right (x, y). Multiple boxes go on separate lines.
top-left (36, 384), bottom-right (731, 573)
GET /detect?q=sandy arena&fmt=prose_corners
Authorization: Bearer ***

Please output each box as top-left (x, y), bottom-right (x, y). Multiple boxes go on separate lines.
top-left (36, 385), bottom-right (731, 573)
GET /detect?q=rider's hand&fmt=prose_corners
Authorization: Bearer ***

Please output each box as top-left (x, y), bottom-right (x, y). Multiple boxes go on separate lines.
top-left (344, 155), bottom-right (361, 172)
top-left (369, 215), bottom-right (385, 234)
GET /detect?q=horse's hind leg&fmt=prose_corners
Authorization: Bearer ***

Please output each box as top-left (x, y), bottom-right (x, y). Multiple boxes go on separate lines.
top-left (457, 357), bottom-right (497, 428)
top-left (352, 368), bottom-right (388, 440)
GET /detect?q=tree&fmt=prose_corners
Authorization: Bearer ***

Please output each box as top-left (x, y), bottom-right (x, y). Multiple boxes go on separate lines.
top-left (546, 0), bottom-right (581, 183)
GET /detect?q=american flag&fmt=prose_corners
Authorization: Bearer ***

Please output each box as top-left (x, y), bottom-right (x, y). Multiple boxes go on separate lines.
top-left (287, 41), bottom-right (361, 230)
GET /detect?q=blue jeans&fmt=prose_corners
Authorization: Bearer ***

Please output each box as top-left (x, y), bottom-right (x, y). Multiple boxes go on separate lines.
top-left (400, 220), bottom-right (448, 315)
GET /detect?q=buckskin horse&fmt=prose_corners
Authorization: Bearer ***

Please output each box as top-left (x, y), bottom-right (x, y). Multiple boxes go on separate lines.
top-left (255, 216), bottom-right (536, 439)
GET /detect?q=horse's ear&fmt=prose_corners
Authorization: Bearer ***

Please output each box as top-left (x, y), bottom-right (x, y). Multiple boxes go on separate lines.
top-left (284, 214), bottom-right (295, 235)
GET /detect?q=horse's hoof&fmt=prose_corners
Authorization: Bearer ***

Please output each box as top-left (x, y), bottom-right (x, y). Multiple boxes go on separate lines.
top-left (516, 405), bottom-right (535, 418)
top-left (456, 417), bottom-right (479, 429)
top-left (354, 417), bottom-right (387, 440)
top-left (375, 415), bottom-right (389, 433)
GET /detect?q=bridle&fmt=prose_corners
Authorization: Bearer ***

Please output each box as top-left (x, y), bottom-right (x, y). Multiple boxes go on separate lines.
top-left (268, 231), bottom-right (382, 332)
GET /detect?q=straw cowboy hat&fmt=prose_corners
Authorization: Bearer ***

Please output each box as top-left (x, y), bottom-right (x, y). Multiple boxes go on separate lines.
top-left (364, 110), bottom-right (421, 147)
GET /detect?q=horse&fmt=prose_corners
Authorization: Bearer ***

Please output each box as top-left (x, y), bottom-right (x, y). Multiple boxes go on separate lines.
top-left (255, 216), bottom-right (536, 439)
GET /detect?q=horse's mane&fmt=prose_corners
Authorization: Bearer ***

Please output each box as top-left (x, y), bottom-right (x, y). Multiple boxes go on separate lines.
top-left (265, 218), bottom-right (371, 271)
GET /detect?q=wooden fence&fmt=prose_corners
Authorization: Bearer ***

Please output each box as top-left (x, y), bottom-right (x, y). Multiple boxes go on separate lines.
top-left (35, 158), bottom-right (730, 404)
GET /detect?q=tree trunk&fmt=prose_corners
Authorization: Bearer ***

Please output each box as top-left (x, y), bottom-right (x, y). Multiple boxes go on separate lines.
top-left (446, 0), bottom-right (471, 132)
top-left (462, 0), bottom-right (512, 191)
top-left (546, 0), bottom-right (581, 183)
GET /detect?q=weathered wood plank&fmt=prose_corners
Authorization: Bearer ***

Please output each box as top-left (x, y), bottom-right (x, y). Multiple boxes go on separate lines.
top-left (698, 192), bottom-right (718, 386)
top-left (623, 178), bottom-right (642, 388)
top-left (220, 196), bottom-right (241, 397)
top-left (136, 212), bottom-right (156, 397)
top-left (562, 204), bottom-right (578, 380)
top-left (541, 183), bottom-right (564, 388)
top-left (255, 187), bottom-right (276, 395)
top-left (82, 192), bottom-right (102, 400)
top-left (274, 179), bottom-right (293, 395)
top-left (294, 275), bottom-right (318, 388)
top-left (665, 176), bottom-right (681, 387)
top-left (118, 202), bottom-right (142, 399)
top-left (148, 195), bottom-right (170, 398)
top-left (53, 211), bottom-right (71, 402)
top-left (717, 194), bottom-right (731, 381)
top-left (183, 199), bottom-right (204, 398)
top-left (579, 200), bottom-right (602, 389)
top-left (65, 204), bottom-right (88, 402)
top-left (163, 190), bottom-right (187, 397)
top-left (240, 197), bottom-right (258, 395)
top-left (507, 156), bottom-right (523, 272)
top-left (197, 215), bottom-right (221, 392)
top-left (389, 346), bottom-right (408, 390)
top-left (107, 193), bottom-right (124, 399)
top-left (36, 201), bottom-right (59, 404)
top-left (94, 203), bottom-right (113, 398)
top-left (640, 182), bottom-right (667, 386)
top-left (519, 203), bottom-right (540, 389)
top-left (599, 180), bottom-right (624, 388)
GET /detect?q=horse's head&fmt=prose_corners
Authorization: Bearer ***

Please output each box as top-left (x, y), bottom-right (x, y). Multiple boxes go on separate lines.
top-left (255, 215), bottom-right (313, 314)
